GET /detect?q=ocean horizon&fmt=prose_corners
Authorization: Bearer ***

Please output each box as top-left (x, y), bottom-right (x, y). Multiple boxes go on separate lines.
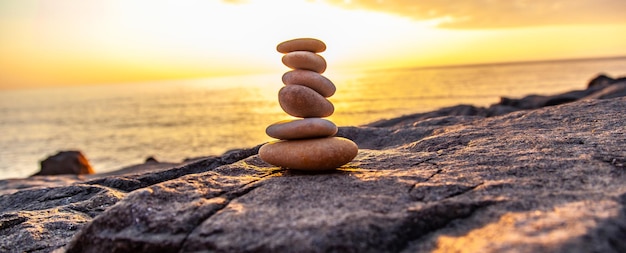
top-left (1, 56), bottom-right (625, 179)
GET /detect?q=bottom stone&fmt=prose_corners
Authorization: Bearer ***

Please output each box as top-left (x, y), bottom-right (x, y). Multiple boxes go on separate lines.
top-left (259, 137), bottom-right (358, 170)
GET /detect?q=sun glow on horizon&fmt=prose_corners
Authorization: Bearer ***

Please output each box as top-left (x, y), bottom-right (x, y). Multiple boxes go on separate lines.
top-left (1, 0), bottom-right (625, 89)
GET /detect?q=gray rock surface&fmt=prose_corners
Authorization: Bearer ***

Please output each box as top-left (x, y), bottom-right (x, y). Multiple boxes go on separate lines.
top-left (1, 77), bottom-right (626, 252)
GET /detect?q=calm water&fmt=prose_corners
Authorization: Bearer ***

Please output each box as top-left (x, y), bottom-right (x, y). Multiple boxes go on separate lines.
top-left (1, 57), bottom-right (625, 179)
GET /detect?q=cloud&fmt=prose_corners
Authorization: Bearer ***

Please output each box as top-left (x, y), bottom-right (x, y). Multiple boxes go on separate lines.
top-left (321, 0), bottom-right (626, 28)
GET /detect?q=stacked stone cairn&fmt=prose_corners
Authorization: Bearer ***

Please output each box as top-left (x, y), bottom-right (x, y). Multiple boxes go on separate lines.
top-left (259, 38), bottom-right (358, 171)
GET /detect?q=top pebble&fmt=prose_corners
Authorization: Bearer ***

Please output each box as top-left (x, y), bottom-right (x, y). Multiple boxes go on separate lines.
top-left (277, 38), bottom-right (326, 54)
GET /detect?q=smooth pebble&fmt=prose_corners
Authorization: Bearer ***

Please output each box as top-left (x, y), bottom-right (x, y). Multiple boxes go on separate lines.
top-left (278, 85), bottom-right (334, 118)
top-left (259, 137), bottom-right (358, 170)
top-left (266, 118), bottom-right (337, 140)
top-left (282, 70), bottom-right (336, 97)
top-left (277, 38), bottom-right (326, 53)
top-left (282, 51), bottom-right (327, 73)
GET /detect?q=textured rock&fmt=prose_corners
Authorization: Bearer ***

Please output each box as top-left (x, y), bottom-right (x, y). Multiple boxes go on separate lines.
top-left (282, 51), bottom-right (327, 73)
top-left (1, 80), bottom-right (626, 252)
top-left (282, 69), bottom-right (336, 97)
top-left (63, 97), bottom-right (625, 253)
top-left (0, 146), bottom-right (261, 253)
top-left (35, 151), bottom-right (94, 176)
top-left (278, 85), bottom-right (334, 118)
top-left (266, 118), bottom-right (338, 140)
top-left (0, 182), bottom-right (125, 252)
top-left (359, 73), bottom-right (626, 126)
top-left (494, 73), bottom-right (626, 110)
top-left (277, 38), bottom-right (326, 53)
top-left (259, 137), bottom-right (358, 170)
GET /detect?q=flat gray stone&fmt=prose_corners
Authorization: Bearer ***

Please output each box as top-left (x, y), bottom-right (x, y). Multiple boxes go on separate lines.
top-left (266, 118), bottom-right (337, 140)
top-left (259, 137), bottom-right (358, 170)
top-left (276, 38), bottom-right (326, 53)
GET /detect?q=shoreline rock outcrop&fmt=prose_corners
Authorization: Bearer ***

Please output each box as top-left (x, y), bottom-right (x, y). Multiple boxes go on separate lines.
top-left (364, 73), bottom-right (626, 129)
top-left (0, 74), bottom-right (625, 252)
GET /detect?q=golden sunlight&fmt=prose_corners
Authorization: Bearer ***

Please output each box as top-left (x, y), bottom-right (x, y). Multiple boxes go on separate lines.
top-left (0, 0), bottom-right (625, 89)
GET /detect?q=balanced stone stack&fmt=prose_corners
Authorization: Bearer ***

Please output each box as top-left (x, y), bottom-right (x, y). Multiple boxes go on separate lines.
top-left (259, 38), bottom-right (358, 171)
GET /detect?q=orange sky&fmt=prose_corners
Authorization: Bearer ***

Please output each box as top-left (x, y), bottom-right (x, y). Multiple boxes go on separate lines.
top-left (1, 0), bottom-right (625, 89)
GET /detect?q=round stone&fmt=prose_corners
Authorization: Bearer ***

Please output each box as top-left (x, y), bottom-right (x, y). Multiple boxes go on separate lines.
top-left (266, 118), bottom-right (338, 140)
top-left (277, 38), bottom-right (326, 53)
top-left (278, 85), bottom-right (334, 118)
top-left (259, 137), bottom-right (358, 170)
top-left (282, 51), bottom-right (327, 73)
top-left (282, 70), bottom-right (336, 97)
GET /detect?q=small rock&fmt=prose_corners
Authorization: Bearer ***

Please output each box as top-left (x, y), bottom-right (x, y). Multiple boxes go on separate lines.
top-left (35, 150), bottom-right (94, 176)
top-left (266, 118), bottom-right (338, 140)
top-left (282, 70), bottom-right (336, 97)
top-left (259, 137), bottom-right (358, 170)
top-left (276, 38), bottom-right (326, 53)
top-left (588, 74), bottom-right (615, 88)
top-left (278, 85), bottom-right (334, 118)
top-left (282, 51), bottom-right (327, 73)
top-left (145, 156), bottom-right (159, 163)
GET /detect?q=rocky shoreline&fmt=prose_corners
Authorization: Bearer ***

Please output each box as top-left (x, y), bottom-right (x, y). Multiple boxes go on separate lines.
top-left (1, 74), bottom-right (625, 252)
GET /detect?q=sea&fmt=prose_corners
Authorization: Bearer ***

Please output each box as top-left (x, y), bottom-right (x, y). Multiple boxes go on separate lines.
top-left (1, 57), bottom-right (625, 179)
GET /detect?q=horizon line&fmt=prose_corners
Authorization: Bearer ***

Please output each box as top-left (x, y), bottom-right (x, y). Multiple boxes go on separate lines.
top-left (2, 55), bottom-right (625, 91)
top-left (373, 55), bottom-right (626, 73)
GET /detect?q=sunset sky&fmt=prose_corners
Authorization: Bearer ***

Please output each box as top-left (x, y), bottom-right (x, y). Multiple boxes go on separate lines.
top-left (1, 0), bottom-right (625, 89)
